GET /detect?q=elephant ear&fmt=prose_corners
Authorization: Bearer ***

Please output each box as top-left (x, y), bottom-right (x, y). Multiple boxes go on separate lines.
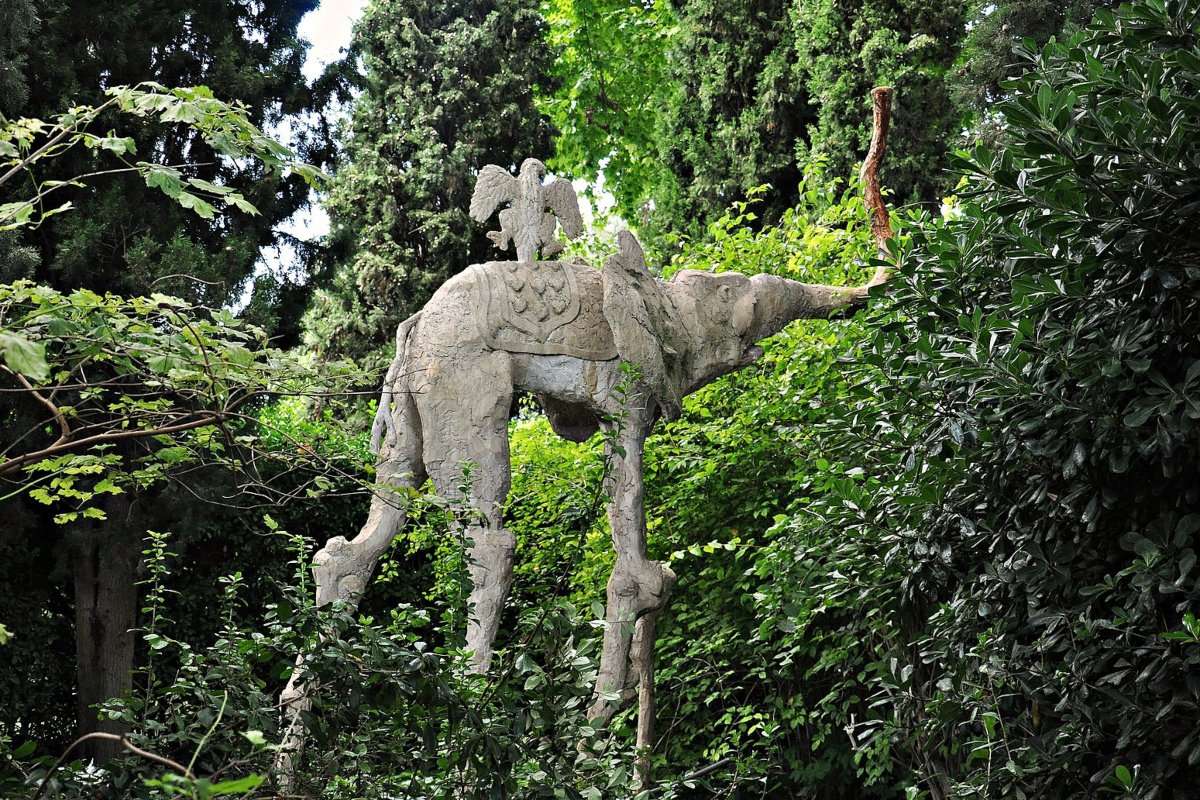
top-left (602, 231), bottom-right (683, 419)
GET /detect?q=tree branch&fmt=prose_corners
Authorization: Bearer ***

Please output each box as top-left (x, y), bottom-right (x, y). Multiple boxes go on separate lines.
top-left (0, 412), bottom-right (224, 476)
top-left (2, 366), bottom-right (70, 445)
top-left (860, 86), bottom-right (895, 275)
top-left (31, 732), bottom-right (193, 800)
top-left (0, 97), bottom-right (119, 190)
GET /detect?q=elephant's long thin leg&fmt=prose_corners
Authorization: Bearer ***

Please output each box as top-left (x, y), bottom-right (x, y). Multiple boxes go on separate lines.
top-left (276, 366), bottom-right (426, 785)
top-left (415, 349), bottom-right (515, 672)
top-left (588, 403), bottom-right (676, 727)
top-left (631, 607), bottom-right (667, 786)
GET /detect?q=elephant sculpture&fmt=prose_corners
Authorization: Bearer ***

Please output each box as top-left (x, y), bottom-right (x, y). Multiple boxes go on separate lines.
top-left (279, 88), bottom-right (895, 784)
top-left (282, 227), bottom-right (886, 725)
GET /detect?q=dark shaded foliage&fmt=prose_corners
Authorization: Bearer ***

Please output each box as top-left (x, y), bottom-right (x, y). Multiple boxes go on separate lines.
top-left (801, 2), bottom-right (1200, 795)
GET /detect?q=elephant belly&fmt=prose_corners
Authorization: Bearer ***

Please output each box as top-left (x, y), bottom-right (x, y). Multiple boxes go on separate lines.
top-left (511, 353), bottom-right (621, 443)
top-left (472, 261), bottom-right (617, 360)
top-left (511, 353), bottom-right (620, 406)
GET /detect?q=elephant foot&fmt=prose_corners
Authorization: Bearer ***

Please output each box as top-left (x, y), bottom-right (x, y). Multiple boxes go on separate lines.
top-left (588, 557), bottom-right (676, 726)
top-left (312, 536), bottom-right (370, 607)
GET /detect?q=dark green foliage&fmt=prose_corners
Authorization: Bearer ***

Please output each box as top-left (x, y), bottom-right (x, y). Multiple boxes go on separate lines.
top-left (14, 0), bottom-right (325, 340)
top-left (792, 1), bottom-right (964, 206)
top-left (803, 2), bottom-right (1200, 795)
top-left (1, 527), bottom-right (640, 798)
top-left (303, 0), bottom-right (556, 371)
top-left (0, 0), bottom-right (36, 116)
top-left (0, 0), bottom-right (331, 752)
top-left (952, 0), bottom-right (1116, 114)
top-left (645, 0), bottom-right (962, 244)
top-left (649, 0), bottom-right (814, 242)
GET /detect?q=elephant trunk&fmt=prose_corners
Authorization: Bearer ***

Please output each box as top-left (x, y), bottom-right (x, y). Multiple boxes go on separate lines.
top-left (747, 272), bottom-right (881, 343)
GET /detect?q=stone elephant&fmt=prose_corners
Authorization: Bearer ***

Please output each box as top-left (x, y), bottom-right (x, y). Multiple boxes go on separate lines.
top-left (290, 230), bottom-right (885, 728)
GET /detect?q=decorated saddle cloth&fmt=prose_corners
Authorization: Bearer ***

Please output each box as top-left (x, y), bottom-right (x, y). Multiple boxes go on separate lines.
top-left (470, 260), bottom-right (618, 361)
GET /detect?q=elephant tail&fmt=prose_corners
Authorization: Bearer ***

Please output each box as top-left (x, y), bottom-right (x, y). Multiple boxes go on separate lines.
top-left (370, 312), bottom-right (421, 455)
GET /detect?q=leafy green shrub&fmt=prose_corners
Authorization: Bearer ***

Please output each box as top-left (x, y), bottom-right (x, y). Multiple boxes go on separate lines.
top-left (800, 1), bottom-right (1200, 796)
top-left (1, 523), bottom-right (644, 799)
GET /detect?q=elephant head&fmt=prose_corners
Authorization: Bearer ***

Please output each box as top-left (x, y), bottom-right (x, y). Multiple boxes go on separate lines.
top-left (663, 265), bottom-right (886, 397)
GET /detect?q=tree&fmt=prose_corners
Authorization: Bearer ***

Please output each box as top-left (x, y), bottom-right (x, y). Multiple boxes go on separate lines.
top-left (13, 0), bottom-right (326, 338)
top-left (0, 0), bottom-right (37, 117)
top-left (0, 83), bottom-right (342, 761)
top-left (539, 0), bottom-right (678, 224)
top-left (1, 0), bottom-right (332, 760)
top-left (647, 0), bottom-right (815, 243)
top-left (302, 0), bottom-right (557, 371)
top-left (542, 0), bottom-right (963, 245)
top-left (791, 0), bottom-right (963, 207)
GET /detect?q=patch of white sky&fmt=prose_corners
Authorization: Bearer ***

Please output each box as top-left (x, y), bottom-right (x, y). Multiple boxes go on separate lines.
top-left (254, 0), bottom-right (365, 295)
top-left (255, 0), bottom-right (619, 303)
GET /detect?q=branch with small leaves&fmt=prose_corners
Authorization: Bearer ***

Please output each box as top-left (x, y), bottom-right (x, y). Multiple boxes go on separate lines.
top-left (0, 281), bottom-right (376, 522)
top-left (0, 82), bottom-right (324, 230)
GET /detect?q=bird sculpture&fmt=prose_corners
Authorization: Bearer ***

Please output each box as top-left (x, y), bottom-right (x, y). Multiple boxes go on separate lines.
top-left (469, 157), bottom-right (584, 262)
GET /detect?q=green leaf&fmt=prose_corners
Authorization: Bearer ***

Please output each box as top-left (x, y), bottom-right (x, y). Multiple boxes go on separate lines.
top-left (241, 729), bottom-right (267, 747)
top-left (175, 191), bottom-right (216, 219)
top-left (209, 775), bottom-right (265, 795)
top-left (226, 193), bottom-right (259, 216)
top-left (0, 331), bottom-right (50, 382)
top-left (143, 164), bottom-right (184, 198)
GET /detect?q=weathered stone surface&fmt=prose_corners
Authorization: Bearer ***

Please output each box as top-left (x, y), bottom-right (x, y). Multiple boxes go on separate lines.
top-left (469, 157), bottom-right (583, 262)
top-left (602, 231), bottom-right (686, 419)
top-left (472, 259), bottom-right (617, 360)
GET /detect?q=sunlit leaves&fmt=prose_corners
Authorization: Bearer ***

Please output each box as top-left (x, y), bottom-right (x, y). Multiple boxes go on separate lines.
top-left (0, 330), bottom-right (48, 381)
top-left (0, 82), bottom-right (321, 230)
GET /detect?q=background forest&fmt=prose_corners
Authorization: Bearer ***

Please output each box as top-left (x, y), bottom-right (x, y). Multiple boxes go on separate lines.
top-left (1, 0), bottom-right (1198, 798)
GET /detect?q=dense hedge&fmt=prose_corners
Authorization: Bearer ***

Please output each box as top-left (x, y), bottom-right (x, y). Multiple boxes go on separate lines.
top-left (798, 2), bottom-right (1200, 796)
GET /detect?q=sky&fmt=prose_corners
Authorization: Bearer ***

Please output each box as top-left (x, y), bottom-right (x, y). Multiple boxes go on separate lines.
top-left (297, 0), bottom-right (368, 82)
top-left (257, 0), bottom-right (366, 289)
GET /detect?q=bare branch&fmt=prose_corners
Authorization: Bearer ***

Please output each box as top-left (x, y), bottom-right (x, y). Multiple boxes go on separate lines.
top-left (860, 86), bottom-right (895, 288)
top-left (31, 732), bottom-right (193, 800)
top-left (1, 366), bottom-right (70, 445)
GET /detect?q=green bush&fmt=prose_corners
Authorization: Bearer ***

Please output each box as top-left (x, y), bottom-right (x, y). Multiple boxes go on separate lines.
top-left (799, 1), bottom-right (1200, 796)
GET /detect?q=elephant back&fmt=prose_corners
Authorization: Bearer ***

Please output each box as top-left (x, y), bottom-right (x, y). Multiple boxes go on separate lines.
top-left (470, 260), bottom-right (617, 361)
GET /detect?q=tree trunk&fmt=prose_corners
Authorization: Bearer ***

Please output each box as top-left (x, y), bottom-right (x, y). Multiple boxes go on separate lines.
top-left (71, 521), bottom-right (138, 763)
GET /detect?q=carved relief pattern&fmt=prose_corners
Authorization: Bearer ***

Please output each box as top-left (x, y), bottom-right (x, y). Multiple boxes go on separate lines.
top-left (473, 260), bottom-right (617, 360)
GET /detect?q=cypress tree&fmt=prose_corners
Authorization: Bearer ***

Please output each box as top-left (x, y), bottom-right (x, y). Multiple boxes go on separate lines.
top-left (303, 0), bottom-right (556, 371)
top-left (649, 0), bottom-right (964, 240)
